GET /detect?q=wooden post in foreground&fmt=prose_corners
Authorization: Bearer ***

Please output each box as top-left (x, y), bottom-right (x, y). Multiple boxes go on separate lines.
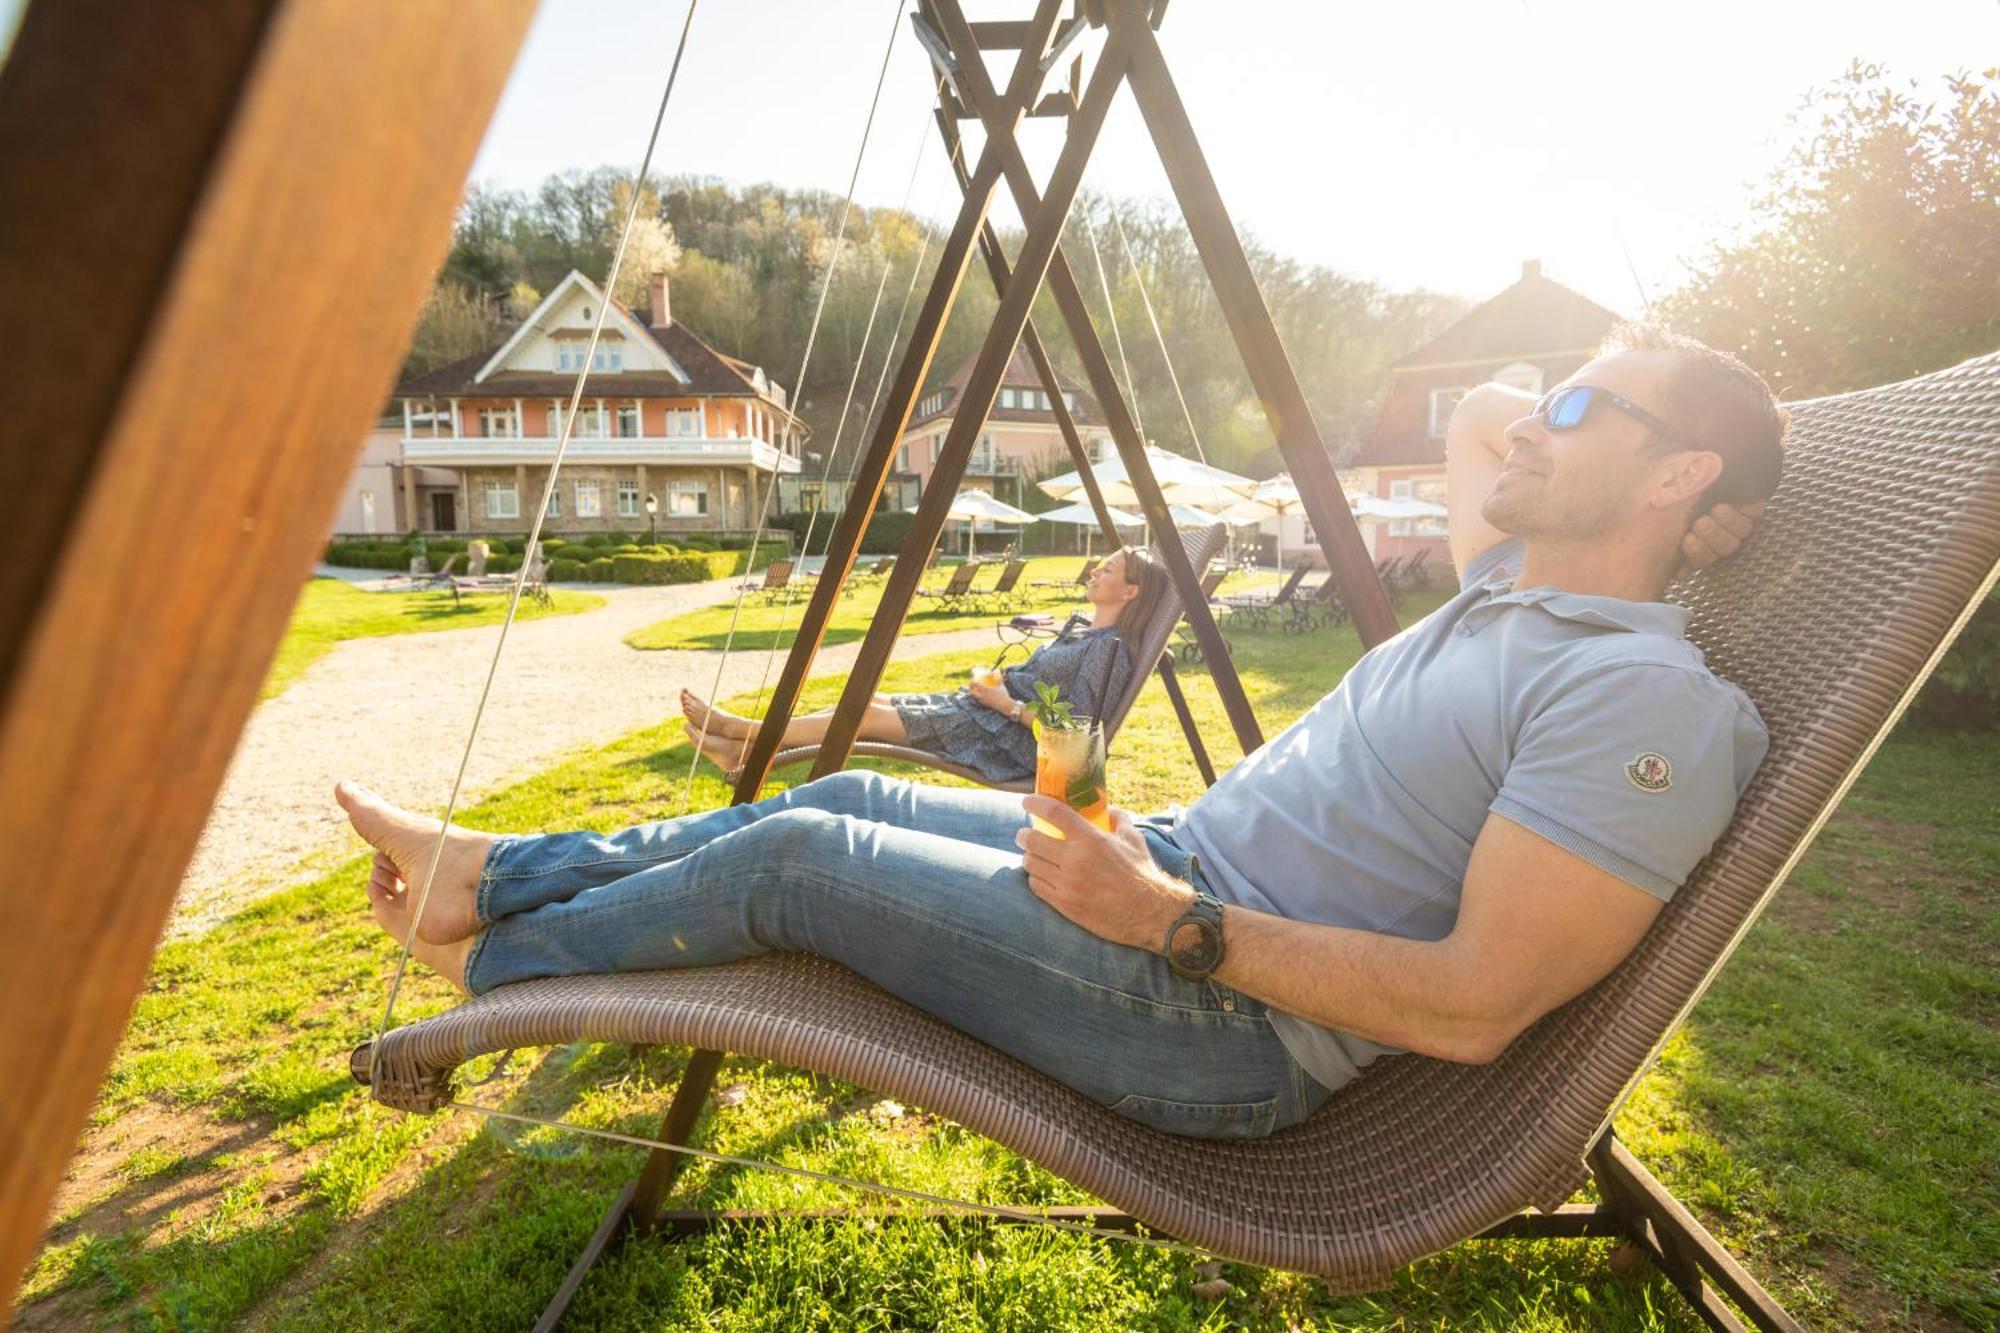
top-left (0, 0), bottom-right (534, 1308)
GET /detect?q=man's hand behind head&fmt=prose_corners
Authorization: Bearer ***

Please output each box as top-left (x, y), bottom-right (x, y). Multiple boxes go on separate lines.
top-left (1674, 501), bottom-right (1763, 581)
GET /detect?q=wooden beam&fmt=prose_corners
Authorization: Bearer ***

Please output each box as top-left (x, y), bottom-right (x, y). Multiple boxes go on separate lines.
top-left (811, 26), bottom-right (1133, 775)
top-left (0, 0), bottom-right (534, 1307)
top-left (730, 3), bottom-right (1069, 800)
top-left (928, 0), bottom-right (1265, 754)
top-left (1113, 7), bottom-right (1399, 648)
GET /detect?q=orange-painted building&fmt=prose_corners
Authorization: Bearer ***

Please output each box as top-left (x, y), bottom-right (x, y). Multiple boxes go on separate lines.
top-left (893, 342), bottom-right (1109, 523)
top-left (1344, 260), bottom-right (1620, 579)
top-left (365, 271), bottom-right (804, 537)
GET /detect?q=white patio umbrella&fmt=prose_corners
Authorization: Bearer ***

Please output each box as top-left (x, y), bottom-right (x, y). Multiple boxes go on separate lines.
top-left (1221, 474), bottom-right (1305, 568)
top-left (1031, 499), bottom-right (1144, 556)
top-left (1037, 444), bottom-right (1255, 512)
top-left (1350, 494), bottom-right (1448, 522)
top-left (943, 488), bottom-right (1040, 557)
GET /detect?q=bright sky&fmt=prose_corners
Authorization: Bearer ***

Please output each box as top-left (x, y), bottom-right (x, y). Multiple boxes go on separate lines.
top-left (465, 0), bottom-right (1994, 317)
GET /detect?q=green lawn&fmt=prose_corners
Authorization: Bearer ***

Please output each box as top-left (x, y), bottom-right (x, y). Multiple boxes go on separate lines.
top-left (263, 579), bottom-right (605, 700)
top-left (18, 598), bottom-right (1994, 1330)
top-left (622, 554), bottom-right (1276, 653)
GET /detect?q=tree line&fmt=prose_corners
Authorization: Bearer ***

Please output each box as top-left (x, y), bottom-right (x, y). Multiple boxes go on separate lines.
top-left (412, 64), bottom-right (1997, 475)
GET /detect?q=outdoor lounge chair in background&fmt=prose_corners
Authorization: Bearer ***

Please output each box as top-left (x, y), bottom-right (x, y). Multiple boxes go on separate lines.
top-left (969, 559), bottom-right (1030, 615)
top-left (1032, 555), bottom-right (1100, 590)
top-left (914, 559), bottom-right (984, 609)
top-left (750, 560), bottom-right (814, 606)
top-left (1221, 564), bottom-right (1311, 630)
top-left (355, 355), bottom-right (2000, 1331)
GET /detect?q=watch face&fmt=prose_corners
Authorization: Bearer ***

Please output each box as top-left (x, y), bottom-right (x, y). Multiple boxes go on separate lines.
top-left (1169, 918), bottom-right (1222, 974)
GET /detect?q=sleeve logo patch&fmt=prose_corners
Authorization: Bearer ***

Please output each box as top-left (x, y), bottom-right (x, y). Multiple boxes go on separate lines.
top-left (1625, 752), bottom-right (1673, 793)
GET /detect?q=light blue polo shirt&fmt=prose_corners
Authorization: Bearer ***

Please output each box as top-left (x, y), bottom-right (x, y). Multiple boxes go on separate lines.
top-left (1172, 539), bottom-right (1768, 1094)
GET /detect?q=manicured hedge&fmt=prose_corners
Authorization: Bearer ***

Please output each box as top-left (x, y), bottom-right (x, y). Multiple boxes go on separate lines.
top-left (772, 509), bottom-right (916, 556)
top-left (548, 557), bottom-right (587, 582)
top-left (325, 537), bottom-right (781, 583)
top-left (586, 557), bottom-right (617, 582)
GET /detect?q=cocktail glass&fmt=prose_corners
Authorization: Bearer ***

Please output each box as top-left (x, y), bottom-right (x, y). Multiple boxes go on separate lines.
top-left (969, 665), bottom-right (1005, 689)
top-left (1032, 720), bottom-right (1110, 838)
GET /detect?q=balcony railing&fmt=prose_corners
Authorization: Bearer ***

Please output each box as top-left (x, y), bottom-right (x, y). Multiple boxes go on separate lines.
top-left (402, 434), bottom-right (799, 473)
top-left (965, 453), bottom-right (1025, 475)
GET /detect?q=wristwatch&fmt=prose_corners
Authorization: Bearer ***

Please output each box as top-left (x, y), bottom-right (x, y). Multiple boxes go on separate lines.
top-left (1163, 889), bottom-right (1226, 980)
top-left (1010, 700), bottom-right (1025, 723)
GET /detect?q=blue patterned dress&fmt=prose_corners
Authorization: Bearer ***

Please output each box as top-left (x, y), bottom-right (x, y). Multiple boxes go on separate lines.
top-left (892, 614), bottom-right (1133, 783)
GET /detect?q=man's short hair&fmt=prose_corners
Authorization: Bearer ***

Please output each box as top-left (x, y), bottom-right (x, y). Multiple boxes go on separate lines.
top-left (1602, 324), bottom-right (1788, 506)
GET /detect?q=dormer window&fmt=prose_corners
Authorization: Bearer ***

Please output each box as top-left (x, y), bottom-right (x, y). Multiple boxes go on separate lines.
top-left (555, 341), bottom-right (624, 374)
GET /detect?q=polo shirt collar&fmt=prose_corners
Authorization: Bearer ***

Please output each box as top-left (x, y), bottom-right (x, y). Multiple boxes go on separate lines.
top-left (1469, 571), bottom-right (1691, 638)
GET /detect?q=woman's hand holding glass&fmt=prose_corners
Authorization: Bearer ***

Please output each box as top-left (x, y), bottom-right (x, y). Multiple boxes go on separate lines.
top-left (966, 674), bottom-right (1017, 717)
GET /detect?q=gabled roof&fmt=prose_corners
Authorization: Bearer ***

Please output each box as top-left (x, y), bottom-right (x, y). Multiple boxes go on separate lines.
top-left (472, 271), bottom-right (686, 386)
top-left (1391, 261), bottom-right (1620, 370)
top-left (396, 271), bottom-right (798, 421)
top-left (907, 341), bottom-right (1101, 430)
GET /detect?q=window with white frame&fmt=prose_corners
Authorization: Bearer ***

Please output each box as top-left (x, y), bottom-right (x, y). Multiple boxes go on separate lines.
top-left (617, 403), bottom-right (640, 437)
top-left (544, 483), bottom-right (561, 518)
top-left (1037, 391), bottom-right (1052, 411)
top-left (667, 480), bottom-right (708, 516)
top-left (1063, 392), bottom-right (1078, 412)
top-left (478, 407), bottom-right (518, 438)
top-left (667, 407), bottom-right (703, 438)
top-left (1428, 386), bottom-right (1470, 439)
top-left (896, 445), bottom-right (910, 471)
top-left (574, 479), bottom-right (602, 517)
top-left (617, 480), bottom-right (640, 516)
top-left (484, 479), bottom-right (519, 519)
top-left (1411, 476), bottom-right (1449, 538)
top-left (931, 436), bottom-right (942, 463)
top-left (999, 388), bottom-right (1016, 410)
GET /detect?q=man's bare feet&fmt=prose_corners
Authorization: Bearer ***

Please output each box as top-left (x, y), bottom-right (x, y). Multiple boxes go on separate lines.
top-left (679, 689), bottom-right (756, 740)
top-left (684, 721), bottom-right (746, 776)
top-left (364, 872), bottom-right (474, 994)
top-left (335, 781), bottom-right (496, 945)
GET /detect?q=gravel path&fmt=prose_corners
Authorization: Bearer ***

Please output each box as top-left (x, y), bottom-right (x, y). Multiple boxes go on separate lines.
top-left (173, 578), bottom-right (1006, 935)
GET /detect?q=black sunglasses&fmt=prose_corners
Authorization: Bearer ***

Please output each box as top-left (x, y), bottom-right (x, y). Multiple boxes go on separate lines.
top-left (1532, 384), bottom-right (1684, 443)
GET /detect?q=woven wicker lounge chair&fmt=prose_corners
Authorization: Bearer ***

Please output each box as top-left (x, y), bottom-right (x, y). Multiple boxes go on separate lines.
top-left (354, 355), bottom-right (2000, 1332)
top-left (758, 525), bottom-right (1228, 792)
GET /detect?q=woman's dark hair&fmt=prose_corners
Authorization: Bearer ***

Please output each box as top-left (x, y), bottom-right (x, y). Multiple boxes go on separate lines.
top-left (1109, 545), bottom-right (1166, 647)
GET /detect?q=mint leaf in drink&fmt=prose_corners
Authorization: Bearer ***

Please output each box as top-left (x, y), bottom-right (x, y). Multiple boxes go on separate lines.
top-left (1027, 681), bottom-right (1080, 731)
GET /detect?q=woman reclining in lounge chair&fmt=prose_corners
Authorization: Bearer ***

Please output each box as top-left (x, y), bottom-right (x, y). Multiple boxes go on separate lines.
top-left (678, 547), bottom-right (1165, 785)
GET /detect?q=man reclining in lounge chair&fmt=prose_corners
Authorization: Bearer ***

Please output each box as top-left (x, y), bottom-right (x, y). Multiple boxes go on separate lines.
top-left (337, 326), bottom-right (1784, 1141)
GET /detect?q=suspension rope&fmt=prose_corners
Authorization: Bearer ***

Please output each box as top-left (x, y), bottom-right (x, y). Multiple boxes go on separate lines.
top-left (1111, 208), bottom-right (1210, 467)
top-left (1078, 200), bottom-right (1145, 443)
top-left (748, 111), bottom-right (936, 718)
top-left (680, 0), bottom-right (905, 806)
top-left (446, 1096), bottom-right (1210, 1259)
top-left (373, 0), bottom-right (701, 1068)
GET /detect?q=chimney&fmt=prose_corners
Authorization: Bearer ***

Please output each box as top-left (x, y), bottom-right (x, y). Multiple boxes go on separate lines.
top-left (647, 271), bottom-right (671, 327)
top-left (1521, 258), bottom-right (1542, 282)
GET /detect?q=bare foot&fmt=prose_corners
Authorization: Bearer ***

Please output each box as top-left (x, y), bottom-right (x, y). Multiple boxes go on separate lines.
top-left (680, 689), bottom-right (756, 740)
top-left (684, 721), bottom-right (745, 776)
top-left (335, 781), bottom-right (496, 945)
top-left (365, 873), bottom-right (474, 994)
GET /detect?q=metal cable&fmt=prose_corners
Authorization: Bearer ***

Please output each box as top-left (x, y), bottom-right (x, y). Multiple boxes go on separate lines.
top-left (1078, 201), bottom-right (1144, 443)
top-left (680, 0), bottom-right (905, 802)
top-left (449, 1097), bottom-right (1209, 1259)
top-left (748, 113), bottom-right (935, 718)
top-left (373, 0), bottom-right (700, 1072)
top-left (1111, 207), bottom-right (1209, 466)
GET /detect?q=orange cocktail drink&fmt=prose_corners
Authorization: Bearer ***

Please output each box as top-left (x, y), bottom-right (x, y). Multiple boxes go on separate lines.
top-left (1032, 721), bottom-right (1110, 838)
top-left (969, 665), bottom-right (1006, 689)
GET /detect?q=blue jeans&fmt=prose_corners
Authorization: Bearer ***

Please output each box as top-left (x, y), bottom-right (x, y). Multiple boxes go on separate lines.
top-left (467, 770), bottom-right (1331, 1139)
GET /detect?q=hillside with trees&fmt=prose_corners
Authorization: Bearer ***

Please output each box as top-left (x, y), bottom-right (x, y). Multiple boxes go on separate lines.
top-left (407, 174), bottom-right (1469, 478)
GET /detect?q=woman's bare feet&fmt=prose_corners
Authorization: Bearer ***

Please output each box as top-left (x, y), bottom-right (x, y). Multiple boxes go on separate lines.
top-left (364, 870), bottom-right (474, 994)
top-left (684, 721), bottom-right (746, 776)
top-left (334, 781), bottom-right (496, 945)
top-left (679, 689), bottom-right (756, 740)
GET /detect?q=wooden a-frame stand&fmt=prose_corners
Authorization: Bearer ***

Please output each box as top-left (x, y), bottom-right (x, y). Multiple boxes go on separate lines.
top-left (549, 4), bottom-right (1803, 1331)
top-left (0, 1), bottom-right (1802, 1328)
